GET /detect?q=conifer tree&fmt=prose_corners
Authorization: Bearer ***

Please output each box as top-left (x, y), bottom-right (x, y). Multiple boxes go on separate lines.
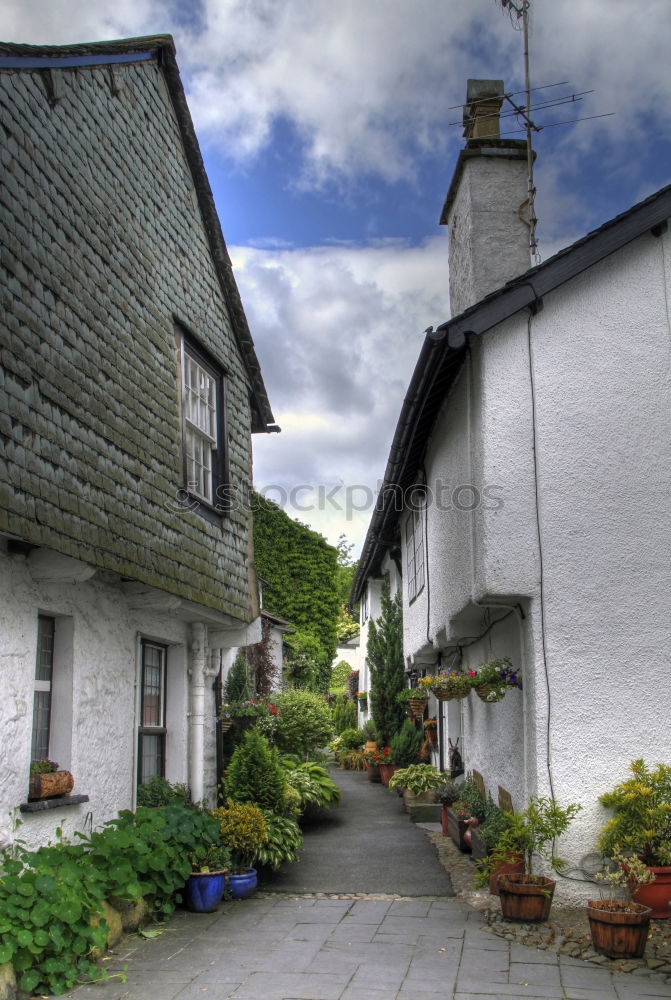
top-left (225, 648), bottom-right (251, 703)
top-left (368, 580), bottom-right (405, 745)
top-left (226, 727), bottom-right (287, 812)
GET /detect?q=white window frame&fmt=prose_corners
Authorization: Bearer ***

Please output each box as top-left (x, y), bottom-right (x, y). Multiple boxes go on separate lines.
top-left (406, 504), bottom-right (425, 603)
top-left (137, 640), bottom-right (168, 785)
top-left (180, 331), bottom-right (228, 511)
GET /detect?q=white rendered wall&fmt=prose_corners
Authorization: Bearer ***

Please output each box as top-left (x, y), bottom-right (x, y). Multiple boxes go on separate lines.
top-left (0, 545), bottom-right (221, 850)
top-left (402, 225), bottom-right (671, 902)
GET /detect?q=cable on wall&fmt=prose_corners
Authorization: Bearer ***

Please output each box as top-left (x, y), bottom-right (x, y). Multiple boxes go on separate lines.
top-left (526, 309), bottom-right (554, 801)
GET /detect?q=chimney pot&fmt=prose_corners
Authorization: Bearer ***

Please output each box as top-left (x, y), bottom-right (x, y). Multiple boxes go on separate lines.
top-left (463, 79), bottom-right (505, 141)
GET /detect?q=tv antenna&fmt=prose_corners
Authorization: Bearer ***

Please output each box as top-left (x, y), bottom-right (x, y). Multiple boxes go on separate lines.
top-left (494, 0), bottom-right (614, 263)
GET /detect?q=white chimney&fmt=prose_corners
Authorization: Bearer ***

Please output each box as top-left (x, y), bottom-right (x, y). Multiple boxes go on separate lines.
top-left (440, 79), bottom-right (532, 316)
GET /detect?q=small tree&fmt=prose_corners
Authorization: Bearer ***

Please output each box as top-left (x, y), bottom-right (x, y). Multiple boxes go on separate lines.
top-left (330, 659), bottom-right (353, 694)
top-left (368, 580), bottom-right (405, 745)
top-left (225, 649), bottom-right (251, 703)
top-left (389, 719), bottom-right (422, 767)
top-left (226, 728), bottom-right (287, 812)
top-left (272, 689), bottom-right (334, 757)
top-left (333, 693), bottom-right (357, 734)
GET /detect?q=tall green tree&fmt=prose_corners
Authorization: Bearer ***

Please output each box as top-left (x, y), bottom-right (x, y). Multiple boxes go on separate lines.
top-left (368, 580), bottom-right (405, 745)
top-left (251, 493), bottom-right (341, 691)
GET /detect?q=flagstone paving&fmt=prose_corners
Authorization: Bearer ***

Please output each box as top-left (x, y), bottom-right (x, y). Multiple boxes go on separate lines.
top-left (60, 769), bottom-right (671, 1000)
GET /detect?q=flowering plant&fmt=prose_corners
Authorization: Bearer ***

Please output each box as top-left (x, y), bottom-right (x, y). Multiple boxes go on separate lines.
top-left (419, 671), bottom-right (471, 699)
top-left (365, 746), bottom-right (391, 765)
top-left (468, 658), bottom-right (522, 701)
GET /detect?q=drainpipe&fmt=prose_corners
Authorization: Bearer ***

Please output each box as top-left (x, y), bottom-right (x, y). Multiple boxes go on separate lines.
top-left (189, 622), bottom-right (208, 804)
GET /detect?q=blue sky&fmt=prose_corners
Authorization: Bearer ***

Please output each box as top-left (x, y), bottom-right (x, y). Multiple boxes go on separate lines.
top-left (3, 0), bottom-right (671, 552)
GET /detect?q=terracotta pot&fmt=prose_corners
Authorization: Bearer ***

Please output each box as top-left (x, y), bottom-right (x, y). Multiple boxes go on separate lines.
top-left (364, 741), bottom-right (377, 754)
top-left (28, 770), bottom-right (74, 801)
top-left (378, 763), bottom-right (397, 787)
top-left (498, 873), bottom-right (556, 922)
top-left (587, 900), bottom-right (652, 958)
top-left (633, 865), bottom-right (671, 919)
top-left (446, 806), bottom-right (471, 852)
top-left (366, 762), bottom-right (381, 783)
top-left (489, 855), bottom-right (525, 895)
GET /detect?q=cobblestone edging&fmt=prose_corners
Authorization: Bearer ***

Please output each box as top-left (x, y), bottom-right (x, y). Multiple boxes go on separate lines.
top-left (424, 827), bottom-right (671, 984)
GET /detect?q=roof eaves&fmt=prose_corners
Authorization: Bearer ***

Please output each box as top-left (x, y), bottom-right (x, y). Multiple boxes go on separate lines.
top-left (352, 182), bottom-right (671, 603)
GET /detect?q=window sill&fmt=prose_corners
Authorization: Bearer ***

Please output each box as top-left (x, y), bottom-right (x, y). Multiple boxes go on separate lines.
top-left (19, 794), bottom-right (90, 814)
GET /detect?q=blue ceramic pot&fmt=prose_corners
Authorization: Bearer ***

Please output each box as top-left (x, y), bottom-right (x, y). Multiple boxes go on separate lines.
top-left (184, 872), bottom-right (227, 912)
top-left (228, 868), bottom-right (258, 900)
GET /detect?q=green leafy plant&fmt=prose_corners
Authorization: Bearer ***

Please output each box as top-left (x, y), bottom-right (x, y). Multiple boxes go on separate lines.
top-left (338, 727), bottom-right (364, 751)
top-left (597, 759), bottom-right (671, 866)
top-left (593, 850), bottom-right (656, 909)
top-left (330, 659), bottom-right (355, 695)
top-left (450, 775), bottom-right (486, 822)
top-left (225, 727), bottom-right (288, 812)
top-left (333, 693), bottom-right (357, 733)
top-left (435, 778), bottom-right (461, 806)
top-left (389, 719), bottom-right (422, 767)
top-left (29, 759), bottom-right (59, 775)
top-left (479, 799), bottom-right (514, 851)
top-left (136, 776), bottom-right (189, 808)
top-left (487, 797), bottom-right (581, 880)
top-left (367, 580), bottom-right (405, 744)
top-left (395, 688), bottom-right (426, 705)
top-left (271, 689), bottom-right (334, 757)
top-left (388, 764), bottom-right (444, 795)
top-left (190, 843), bottom-right (232, 873)
top-left (418, 671), bottom-right (471, 699)
top-left (280, 759), bottom-right (341, 813)
top-left (253, 811), bottom-right (303, 870)
top-left (213, 800), bottom-right (268, 872)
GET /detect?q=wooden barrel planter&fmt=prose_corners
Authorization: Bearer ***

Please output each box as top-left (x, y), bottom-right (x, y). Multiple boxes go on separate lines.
top-left (28, 770), bottom-right (75, 800)
top-left (586, 901), bottom-right (652, 959)
top-left (489, 855), bottom-right (525, 895)
top-left (498, 874), bottom-right (556, 922)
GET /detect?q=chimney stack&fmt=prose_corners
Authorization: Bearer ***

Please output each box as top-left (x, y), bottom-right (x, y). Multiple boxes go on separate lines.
top-left (441, 79), bottom-right (532, 317)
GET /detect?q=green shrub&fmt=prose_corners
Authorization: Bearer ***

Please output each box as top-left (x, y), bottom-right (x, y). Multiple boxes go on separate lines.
top-left (212, 800), bottom-right (268, 872)
top-left (598, 759), bottom-right (671, 866)
top-left (136, 776), bottom-right (189, 808)
top-left (338, 727), bottom-right (364, 751)
top-left (224, 649), bottom-right (252, 703)
top-left (281, 759), bottom-right (341, 813)
top-left (226, 727), bottom-right (288, 812)
top-left (452, 775), bottom-right (486, 822)
top-left (253, 811), bottom-right (303, 870)
top-left (388, 764), bottom-right (444, 795)
top-left (389, 720), bottom-right (422, 767)
top-left (271, 689), bottom-right (334, 757)
top-left (333, 693), bottom-right (357, 733)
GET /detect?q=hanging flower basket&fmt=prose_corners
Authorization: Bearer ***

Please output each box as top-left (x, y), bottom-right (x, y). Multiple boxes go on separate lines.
top-left (221, 719), bottom-right (233, 732)
top-left (431, 676), bottom-right (471, 702)
top-left (407, 695), bottom-right (428, 720)
top-left (474, 684), bottom-right (507, 703)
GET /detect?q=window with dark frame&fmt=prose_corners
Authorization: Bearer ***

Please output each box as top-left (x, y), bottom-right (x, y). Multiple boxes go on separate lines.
top-left (138, 641), bottom-right (167, 785)
top-left (31, 615), bottom-right (55, 762)
top-left (406, 504), bottom-right (425, 603)
top-left (180, 331), bottom-right (228, 510)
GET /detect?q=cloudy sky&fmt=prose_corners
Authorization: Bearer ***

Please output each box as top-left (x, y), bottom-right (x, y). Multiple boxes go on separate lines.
top-left (3, 0), bottom-right (671, 552)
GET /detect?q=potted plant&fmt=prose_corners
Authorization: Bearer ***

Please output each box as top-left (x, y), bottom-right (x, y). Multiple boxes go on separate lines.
top-left (467, 657), bottom-right (522, 703)
top-left (395, 687), bottom-right (428, 721)
top-left (418, 671), bottom-right (471, 702)
top-left (212, 800), bottom-right (268, 899)
top-left (436, 777), bottom-right (461, 836)
top-left (441, 775), bottom-right (486, 851)
top-left (495, 797), bottom-right (581, 921)
top-left (28, 759), bottom-right (75, 800)
top-left (586, 851), bottom-right (655, 958)
top-left (473, 802), bottom-right (525, 894)
top-left (184, 843), bottom-right (232, 912)
top-left (388, 763), bottom-right (444, 809)
top-left (356, 690), bottom-right (369, 711)
top-left (597, 760), bottom-right (671, 919)
top-left (373, 745), bottom-right (395, 786)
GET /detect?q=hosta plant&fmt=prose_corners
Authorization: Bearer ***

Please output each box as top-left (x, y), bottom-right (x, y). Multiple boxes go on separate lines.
top-left (253, 812), bottom-right (303, 870)
top-left (388, 764), bottom-right (444, 795)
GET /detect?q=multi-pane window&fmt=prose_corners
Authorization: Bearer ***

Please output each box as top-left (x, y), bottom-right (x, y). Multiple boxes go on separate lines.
top-left (361, 586), bottom-right (369, 624)
top-left (31, 615), bottom-right (54, 761)
top-left (181, 334), bottom-right (226, 507)
top-left (406, 504), bottom-right (425, 603)
top-left (138, 641), bottom-right (167, 785)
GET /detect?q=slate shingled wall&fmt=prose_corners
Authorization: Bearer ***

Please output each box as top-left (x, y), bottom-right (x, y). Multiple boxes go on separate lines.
top-left (0, 57), bottom-right (256, 620)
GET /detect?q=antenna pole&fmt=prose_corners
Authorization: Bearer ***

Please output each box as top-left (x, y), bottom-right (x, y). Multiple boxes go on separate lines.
top-left (502, 0), bottom-right (540, 263)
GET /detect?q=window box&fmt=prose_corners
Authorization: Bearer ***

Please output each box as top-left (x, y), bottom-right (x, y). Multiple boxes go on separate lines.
top-left (28, 769), bottom-right (74, 801)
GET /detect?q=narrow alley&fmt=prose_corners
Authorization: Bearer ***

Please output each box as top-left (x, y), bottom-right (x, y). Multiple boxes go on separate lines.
top-left (61, 769), bottom-right (671, 1000)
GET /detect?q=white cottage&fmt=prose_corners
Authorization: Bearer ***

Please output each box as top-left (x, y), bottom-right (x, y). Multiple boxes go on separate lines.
top-left (0, 37), bottom-right (276, 848)
top-left (353, 79), bottom-right (671, 902)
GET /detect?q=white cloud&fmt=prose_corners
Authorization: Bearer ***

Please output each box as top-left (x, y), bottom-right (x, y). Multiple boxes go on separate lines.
top-left (231, 236), bottom-right (451, 549)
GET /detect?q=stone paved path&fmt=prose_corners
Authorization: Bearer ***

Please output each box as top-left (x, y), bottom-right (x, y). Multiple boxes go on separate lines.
top-left (61, 769), bottom-right (671, 1000)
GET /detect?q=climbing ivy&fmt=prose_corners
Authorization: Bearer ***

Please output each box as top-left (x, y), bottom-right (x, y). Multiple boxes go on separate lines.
top-left (252, 493), bottom-right (341, 691)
